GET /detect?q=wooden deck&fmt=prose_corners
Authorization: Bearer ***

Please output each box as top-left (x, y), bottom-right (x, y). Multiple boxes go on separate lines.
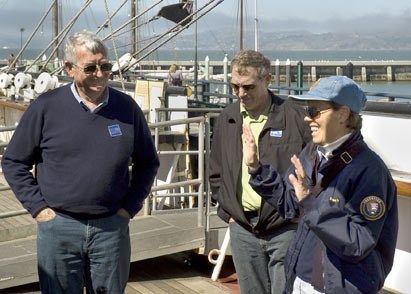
top-left (0, 177), bottom-right (229, 291)
top-left (4, 252), bottom-right (239, 293)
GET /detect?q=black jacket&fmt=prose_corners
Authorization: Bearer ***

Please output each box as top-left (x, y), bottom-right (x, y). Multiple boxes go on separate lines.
top-left (209, 91), bottom-right (311, 234)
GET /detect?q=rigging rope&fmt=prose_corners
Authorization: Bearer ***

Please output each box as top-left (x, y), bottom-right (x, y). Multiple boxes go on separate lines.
top-left (103, 0), bottom-right (125, 91)
top-left (124, 0), bottom-right (225, 71)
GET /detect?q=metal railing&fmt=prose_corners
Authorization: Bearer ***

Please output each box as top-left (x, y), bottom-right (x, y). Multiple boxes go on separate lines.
top-left (0, 111), bottom-right (223, 233)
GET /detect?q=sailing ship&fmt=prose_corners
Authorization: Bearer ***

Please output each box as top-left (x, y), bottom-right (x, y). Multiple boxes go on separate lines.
top-left (0, 1), bottom-right (410, 293)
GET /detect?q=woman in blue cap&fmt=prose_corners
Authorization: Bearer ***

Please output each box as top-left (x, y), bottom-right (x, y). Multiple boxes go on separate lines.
top-left (242, 76), bottom-right (398, 293)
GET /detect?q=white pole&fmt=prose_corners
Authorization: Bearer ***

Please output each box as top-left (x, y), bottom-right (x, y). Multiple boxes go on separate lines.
top-left (223, 54), bottom-right (228, 96)
top-left (205, 56), bottom-right (210, 80)
top-left (210, 227), bottom-right (230, 281)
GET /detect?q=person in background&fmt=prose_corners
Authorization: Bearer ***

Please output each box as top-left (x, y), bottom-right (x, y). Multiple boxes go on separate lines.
top-left (168, 63), bottom-right (183, 86)
top-left (243, 76), bottom-right (398, 293)
top-left (209, 50), bottom-right (311, 294)
top-left (8, 53), bottom-right (16, 69)
top-left (1, 30), bottom-right (160, 294)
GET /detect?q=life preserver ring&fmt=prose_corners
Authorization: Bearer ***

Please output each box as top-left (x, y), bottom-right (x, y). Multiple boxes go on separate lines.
top-left (34, 72), bottom-right (59, 94)
top-left (0, 73), bottom-right (14, 89)
top-left (112, 53), bottom-right (138, 73)
top-left (14, 72), bottom-right (32, 89)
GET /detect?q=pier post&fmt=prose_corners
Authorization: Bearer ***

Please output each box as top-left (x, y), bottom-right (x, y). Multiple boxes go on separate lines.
top-left (297, 61), bottom-right (303, 94)
top-left (346, 62), bottom-right (354, 79)
top-left (223, 54), bottom-right (228, 97)
top-left (387, 66), bottom-right (393, 81)
top-left (204, 56), bottom-right (210, 81)
top-left (361, 66), bottom-right (368, 81)
top-left (336, 67), bottom-right (343, 76)
top-left (274, 59), bottom-right (280, 87)
top-left (285, 59), bottom-right (291, 95)
top-left (311, 66), bottom-right (317, 82)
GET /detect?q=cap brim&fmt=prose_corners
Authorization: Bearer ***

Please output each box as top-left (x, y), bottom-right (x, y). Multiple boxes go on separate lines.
top-left (288, 94), bottom-right (332, 101)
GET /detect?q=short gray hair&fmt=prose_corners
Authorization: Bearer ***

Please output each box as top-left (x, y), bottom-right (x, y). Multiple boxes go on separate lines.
top-left (230, 50), bottom-right (271, 79)
top-left (64, 30), bottom-right (107, 64)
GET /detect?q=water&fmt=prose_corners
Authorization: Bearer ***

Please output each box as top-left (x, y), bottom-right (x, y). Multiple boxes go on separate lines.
top-left (2, 48), bottom-right (411, 97)
top-left (2, 48), bottom-right (411, 62)
top-left (152, 49), bottom-right (411, 63)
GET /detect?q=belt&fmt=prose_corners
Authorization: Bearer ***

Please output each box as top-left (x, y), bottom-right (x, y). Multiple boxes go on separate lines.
top-left (244, 210), bottom-right (259, 218)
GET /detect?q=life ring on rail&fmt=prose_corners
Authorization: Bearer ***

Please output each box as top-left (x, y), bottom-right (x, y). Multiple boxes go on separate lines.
top-left (34, 72), bottom-right (59, 94)
top-left (112, 53), bottom-right (138, 74)
top-left (14, 72), bottom-right (32, 89)
top-left (0, 73), bottom-right (14, 89)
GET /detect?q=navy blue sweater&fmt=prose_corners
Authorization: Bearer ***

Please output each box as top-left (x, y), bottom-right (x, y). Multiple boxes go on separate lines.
top-left (2, 84), bottom-right (159, 218)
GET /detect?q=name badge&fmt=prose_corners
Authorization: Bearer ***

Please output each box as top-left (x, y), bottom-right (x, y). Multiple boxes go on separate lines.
top-left (270, 130), bottom-right (282, 137)
top-left (108, 124), bottom-right (122, 137)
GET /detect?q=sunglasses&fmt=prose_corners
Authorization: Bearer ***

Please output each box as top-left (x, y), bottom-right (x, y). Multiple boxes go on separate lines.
top-left (231, 83), bottom-right (256, 92)
top-left (72, 63), bottom-right (113, 74)
top-left (305, 106), bottom-right (332, 119)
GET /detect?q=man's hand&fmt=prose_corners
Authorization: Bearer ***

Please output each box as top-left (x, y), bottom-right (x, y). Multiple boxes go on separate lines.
top-left (117, 208), bottom-right (131, 219)
top-left (35, 208), bottom-right (56, 222)
top-left (242, 124), bottom-right (259, 169)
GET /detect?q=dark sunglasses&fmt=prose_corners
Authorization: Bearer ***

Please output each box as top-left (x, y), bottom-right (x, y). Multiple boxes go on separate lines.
top-left (231, 83), bottom-right (256, 92)
top-left (305, 106), bottom-right (332, 119)
top-left (73, 63), bottom-right (113, 74)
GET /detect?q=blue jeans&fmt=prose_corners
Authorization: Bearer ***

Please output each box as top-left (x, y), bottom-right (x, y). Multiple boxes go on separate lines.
top-left (37, 213), bottom-right (130, 294)
top-left (229, 217), bottom-right (297, 294)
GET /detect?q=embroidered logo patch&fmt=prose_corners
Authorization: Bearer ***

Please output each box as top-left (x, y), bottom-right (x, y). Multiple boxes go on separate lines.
top-left (108, 124), bottom-right (122, 137)
top-left (329, 196), bottom-right (340, 203)
top-left (360, 196), bottom-right (385, 221)
top-left (270, 130), bottom-right (283, 137)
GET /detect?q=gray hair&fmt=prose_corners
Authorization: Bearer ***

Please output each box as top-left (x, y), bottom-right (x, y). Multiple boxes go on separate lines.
top-left (230, 50), bottom-right (271, 79)
top-left (64, 30), bottom-right (107, 64)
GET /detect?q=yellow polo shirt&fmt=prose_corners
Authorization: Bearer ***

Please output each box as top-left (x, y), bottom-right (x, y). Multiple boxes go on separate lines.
top-left (238, 104), bottom-right (270, 211)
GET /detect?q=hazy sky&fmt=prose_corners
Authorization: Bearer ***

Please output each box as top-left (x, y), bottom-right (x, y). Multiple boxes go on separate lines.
top-left (218, 0), bottom-right (411, 21)
top-left (0, 0), bottom-right (410, 48)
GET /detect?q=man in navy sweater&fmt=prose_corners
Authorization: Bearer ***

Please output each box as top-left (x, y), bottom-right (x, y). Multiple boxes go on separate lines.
top-left (1, 31), bottom-right (160, 293)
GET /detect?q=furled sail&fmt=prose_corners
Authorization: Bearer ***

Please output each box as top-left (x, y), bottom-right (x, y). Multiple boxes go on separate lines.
top-left (155, 1), bottom-right (193, 26)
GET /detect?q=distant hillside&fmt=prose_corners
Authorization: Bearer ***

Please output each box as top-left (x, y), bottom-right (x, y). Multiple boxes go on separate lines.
top-left (168, 30), bottom-right (411, 51)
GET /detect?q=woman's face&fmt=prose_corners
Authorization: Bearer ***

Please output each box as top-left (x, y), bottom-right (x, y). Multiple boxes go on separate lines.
top-left (304, 101), bottom-right (350, 145)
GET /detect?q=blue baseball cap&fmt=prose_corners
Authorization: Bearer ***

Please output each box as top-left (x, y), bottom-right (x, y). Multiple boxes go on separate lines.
top-left (289, 76), bottom-right (367, 113)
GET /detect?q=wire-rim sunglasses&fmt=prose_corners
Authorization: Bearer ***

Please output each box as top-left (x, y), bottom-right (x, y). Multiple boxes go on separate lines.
top-left (72, 63), bottom-right (113, 75)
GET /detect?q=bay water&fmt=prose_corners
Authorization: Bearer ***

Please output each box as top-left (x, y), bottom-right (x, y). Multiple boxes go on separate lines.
top-left (2, 48), bottom-right (411, 97)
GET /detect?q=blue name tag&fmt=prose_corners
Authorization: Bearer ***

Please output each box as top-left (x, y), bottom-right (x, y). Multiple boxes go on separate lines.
top-left (270, 130), bottom-right (283, 137)
top-left (108, 124), bottom-right (122, 137)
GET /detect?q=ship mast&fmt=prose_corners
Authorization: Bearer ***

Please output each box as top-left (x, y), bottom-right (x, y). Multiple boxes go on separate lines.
top-left (239, 0), bottom-right (243, 50)
top-left (53, 0), bottom-right (59, 59)
top-left (131, 0), bottom-right (137, 55)
top-left (239, 0), bottom-right (259, 51)
top-left (254, 0), bottom-right (258, 51)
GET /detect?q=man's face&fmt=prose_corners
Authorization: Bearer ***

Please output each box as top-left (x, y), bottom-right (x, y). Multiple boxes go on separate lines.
top-left (65, 45), bottom-right (111, 100)
top-left (230, 65), bottom-right (270, 113)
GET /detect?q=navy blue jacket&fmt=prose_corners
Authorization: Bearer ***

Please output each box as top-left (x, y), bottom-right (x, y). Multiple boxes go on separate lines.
top-left (249, 131), bottom-right (398, 293)
top-left (2, 84), bottom-right (159, 218)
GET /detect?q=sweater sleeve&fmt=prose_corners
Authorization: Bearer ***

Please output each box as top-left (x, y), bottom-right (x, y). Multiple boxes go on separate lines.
top-left (1, 101), bottom-right (48, 217)
top-left (123, 106), bottom-right (159, 217)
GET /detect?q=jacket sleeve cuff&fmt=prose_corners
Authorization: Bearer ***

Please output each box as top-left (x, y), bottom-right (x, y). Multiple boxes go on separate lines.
top-left (248, 162), bottom-right (262, 175)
